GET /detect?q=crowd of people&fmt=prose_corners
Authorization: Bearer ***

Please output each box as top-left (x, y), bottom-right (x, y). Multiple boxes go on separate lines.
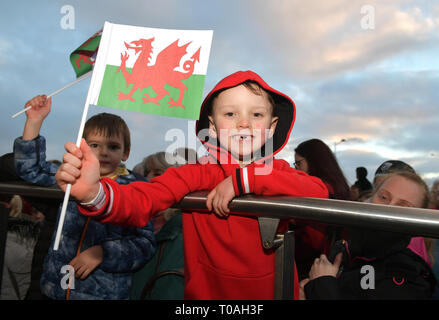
top-left (1, 69), bottom-right (438, 300)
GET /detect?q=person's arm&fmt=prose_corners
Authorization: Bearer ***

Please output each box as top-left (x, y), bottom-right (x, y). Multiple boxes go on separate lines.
top-left (206, 159), bottom-right (329, 217)
top-left (13, 95), bottom-right (59, 186)
top-left (22, 94), bottom-right (51, 141)
top-left (98, 224), bottom-right (156, 273)
top-left (68, 224), bottom-right (156, 279)
top-left (78, 164), bottom-right (219, 227)
top-left (55, 140), bottom-right (221, 227)
top-left (234, 160), bottom-right (329, 198)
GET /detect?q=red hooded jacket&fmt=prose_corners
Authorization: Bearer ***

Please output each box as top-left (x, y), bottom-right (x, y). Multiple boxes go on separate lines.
top-left (78, 70), bottom-right (329, 299)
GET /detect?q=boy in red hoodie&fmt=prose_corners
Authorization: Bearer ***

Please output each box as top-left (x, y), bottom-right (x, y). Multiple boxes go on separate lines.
top-left (56, 70), bottom-right (328, 299)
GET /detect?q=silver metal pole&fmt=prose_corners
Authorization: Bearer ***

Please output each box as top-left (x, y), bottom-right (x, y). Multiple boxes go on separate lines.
top-left (1, 183), bottom-right (439, 237)
top-left (178, 192), bottom-right (439, 238)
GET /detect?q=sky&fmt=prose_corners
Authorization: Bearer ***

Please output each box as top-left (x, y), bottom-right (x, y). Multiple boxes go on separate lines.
top-left (1, 0), bottom-right (438, 187)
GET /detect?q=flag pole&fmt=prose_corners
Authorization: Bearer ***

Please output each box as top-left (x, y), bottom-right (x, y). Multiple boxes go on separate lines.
top-left (53, 70), bottom-right (98, 251)
top-left (53, 21), bottom-right (111, 251)
top-left (11, 71), bottom-right (92, 119)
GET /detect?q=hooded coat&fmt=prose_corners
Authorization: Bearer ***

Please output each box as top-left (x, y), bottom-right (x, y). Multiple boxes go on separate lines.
top-left (304, 229), bottom-right (437, 299)
top-left (79, 70), bottom-right (329, 299)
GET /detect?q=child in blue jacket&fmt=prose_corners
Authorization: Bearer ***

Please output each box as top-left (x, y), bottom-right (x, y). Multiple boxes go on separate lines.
top-left (13, 94), bottom-right (156, 299)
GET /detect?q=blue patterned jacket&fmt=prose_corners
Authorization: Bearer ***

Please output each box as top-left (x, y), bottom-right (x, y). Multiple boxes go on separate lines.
top-left (14, 135), bottom-right (156, 300)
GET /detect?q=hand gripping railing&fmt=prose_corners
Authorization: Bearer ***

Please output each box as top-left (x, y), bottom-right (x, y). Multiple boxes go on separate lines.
top-left (2, 183), bottom-right (439, 299)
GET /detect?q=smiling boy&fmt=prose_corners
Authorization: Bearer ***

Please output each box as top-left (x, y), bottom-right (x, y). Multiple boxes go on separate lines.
top-left (56, 70), bottom-right (329, 299)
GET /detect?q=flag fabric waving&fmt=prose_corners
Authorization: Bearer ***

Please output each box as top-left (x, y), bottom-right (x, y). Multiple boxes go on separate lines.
top-left (70, 29), bottom-right (102, 78)
top-left (88, 22), bottom-right (213, 120)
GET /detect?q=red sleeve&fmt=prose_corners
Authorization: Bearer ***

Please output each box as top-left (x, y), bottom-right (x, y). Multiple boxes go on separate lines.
top-left (78, 164), bottom-right (221, 227)
top-left (233, 159), bottom-right (329, 198)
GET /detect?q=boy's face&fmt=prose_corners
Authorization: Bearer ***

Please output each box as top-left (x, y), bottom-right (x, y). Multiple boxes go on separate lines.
top-left (208, 84), bottom-right (278, 162)
top-left (85, 130), bottom-right (129, 177)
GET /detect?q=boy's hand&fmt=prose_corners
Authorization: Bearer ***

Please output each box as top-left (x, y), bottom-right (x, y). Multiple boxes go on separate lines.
top-left (308, 253), bottom-right (343, 280)
top-left (25, 94), bottom-right (51, 121)
top-left (22, 94), bottom-right (52, 140)
top-left (69, 245), bottom-right (104, 280)
top-left (206, 175), bottom-right (236, 218)
top-left (55, 139), bottom-right (101, 203)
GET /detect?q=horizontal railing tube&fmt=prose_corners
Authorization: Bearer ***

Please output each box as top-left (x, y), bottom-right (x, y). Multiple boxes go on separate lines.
top-left (0, 182), bottom-right (64, 199)
top-left (178, 192), bottom-right (439, 239)
top-left (1, 183), bottom-right (439, 238)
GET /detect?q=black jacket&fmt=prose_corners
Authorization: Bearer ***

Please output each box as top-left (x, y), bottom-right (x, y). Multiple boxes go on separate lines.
top-left (305, 229), bottom-right (436, 300)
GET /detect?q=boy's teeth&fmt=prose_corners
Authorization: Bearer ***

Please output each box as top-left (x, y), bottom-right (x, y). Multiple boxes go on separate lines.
top-left (234, 135), bottom-right (251, 141)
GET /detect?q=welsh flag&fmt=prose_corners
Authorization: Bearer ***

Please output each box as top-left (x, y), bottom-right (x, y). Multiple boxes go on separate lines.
top-left (88, 22), bottom-right (213, 120)
top-left (69, 29), bottom-right (102, 77)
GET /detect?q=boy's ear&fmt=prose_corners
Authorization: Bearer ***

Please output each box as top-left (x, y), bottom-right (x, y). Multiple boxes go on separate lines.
top-left (208, 116), bottom-right (217, 139)
top-left (268, 116), bottom-right (279, 139)
top-left (122, 149), bottom-right (130, 162)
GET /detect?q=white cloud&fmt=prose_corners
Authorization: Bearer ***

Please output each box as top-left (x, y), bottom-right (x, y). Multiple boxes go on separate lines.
top-left (249, 0), bottom-right (438, 77)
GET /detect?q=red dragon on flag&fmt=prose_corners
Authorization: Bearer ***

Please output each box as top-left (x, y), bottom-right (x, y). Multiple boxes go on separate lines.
top-left (116, 38), bottom-right (201, 108)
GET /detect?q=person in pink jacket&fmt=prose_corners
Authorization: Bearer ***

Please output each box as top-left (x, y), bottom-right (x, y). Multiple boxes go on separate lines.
top-left (55, 70), bottom-right (329, 299)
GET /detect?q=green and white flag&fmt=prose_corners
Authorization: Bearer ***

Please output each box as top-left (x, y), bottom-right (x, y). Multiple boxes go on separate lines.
top-left (70, 29), bottom-right (102, 78)
top-left (89, 22), bottom-right (213, 120)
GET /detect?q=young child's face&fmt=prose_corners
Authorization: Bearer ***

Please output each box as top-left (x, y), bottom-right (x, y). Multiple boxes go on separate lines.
top-left (145, 161), bottom-right (166, 180)
top-left (85, 130), bottom-right (129, 177)
top-left (208, 84), bottom-right (278, 162)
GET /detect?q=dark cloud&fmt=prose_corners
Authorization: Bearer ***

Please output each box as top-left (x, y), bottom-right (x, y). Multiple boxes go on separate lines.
top-left (290, 70), bottom-right (439, 153)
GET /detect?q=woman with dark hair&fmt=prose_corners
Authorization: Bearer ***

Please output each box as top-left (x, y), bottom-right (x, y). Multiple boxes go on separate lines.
top-left (294, 139), bottom-right (350, 200)
top-left (294, 138), bottom-right (351, 279)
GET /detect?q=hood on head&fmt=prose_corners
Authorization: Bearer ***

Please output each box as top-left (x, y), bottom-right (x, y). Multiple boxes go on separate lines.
top-left (196, 70), bottom-right (296, 162)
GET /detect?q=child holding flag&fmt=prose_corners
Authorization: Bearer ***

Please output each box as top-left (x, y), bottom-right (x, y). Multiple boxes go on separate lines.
top-left (56, 70), bottom-right (329, 299)
top-left (13, 95), bottom-right (156, 299)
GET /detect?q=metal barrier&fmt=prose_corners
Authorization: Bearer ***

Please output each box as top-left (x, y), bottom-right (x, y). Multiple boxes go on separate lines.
top-left (2, 183), bottom-right (439, 299)
top-left (178, 191), bottom-right (439, 299)
top-left (0, 182), bottom-right (64, 199)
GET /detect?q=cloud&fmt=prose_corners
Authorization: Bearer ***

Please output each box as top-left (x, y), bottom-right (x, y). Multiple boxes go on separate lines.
top-left (248, 0), bottom-right (438, 77)
top-left (1, 0), bottom-right (438, 189)
top-left (289, 69), bottom-right (439, 152)
top-left (275, 66), bottom-right (439, 185)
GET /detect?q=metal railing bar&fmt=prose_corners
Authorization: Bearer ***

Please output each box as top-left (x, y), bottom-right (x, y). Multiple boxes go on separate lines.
top-left (2, 183), bottom-right (439, 238)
